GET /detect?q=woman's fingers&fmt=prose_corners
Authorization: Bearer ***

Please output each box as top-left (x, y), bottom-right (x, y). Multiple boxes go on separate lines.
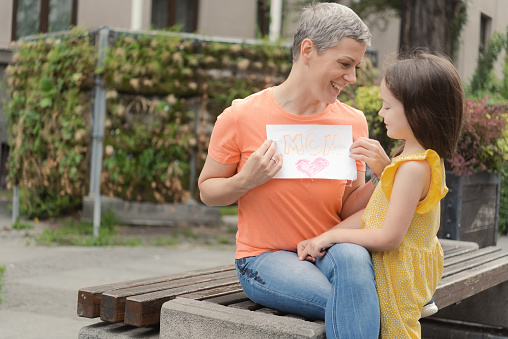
top-left (239, 140), bottom-right (283, 189)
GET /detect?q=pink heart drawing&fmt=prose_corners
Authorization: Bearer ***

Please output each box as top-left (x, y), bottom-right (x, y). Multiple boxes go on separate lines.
top-left (295, 157), bottom-right (330, 178)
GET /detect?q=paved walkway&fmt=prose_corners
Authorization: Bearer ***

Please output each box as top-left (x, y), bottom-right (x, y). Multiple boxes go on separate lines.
top-left (1, 215), bottom-right (507, 339)
top-left (0, 217), bottom-right (236, 339)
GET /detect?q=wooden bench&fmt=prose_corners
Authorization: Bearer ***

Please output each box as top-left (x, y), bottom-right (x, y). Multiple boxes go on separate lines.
top-left (77, 239), bottom-right (508, 338)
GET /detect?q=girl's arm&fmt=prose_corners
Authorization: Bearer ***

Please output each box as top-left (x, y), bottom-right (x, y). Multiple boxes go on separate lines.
top-left (298, 160), bottom-right (430, 259)
top-left (340, 137), bottom-right (391, 219)
top-left (298, 208), bottom-right (365, 260)
top-left (198, 140), bottom-right (282, 206)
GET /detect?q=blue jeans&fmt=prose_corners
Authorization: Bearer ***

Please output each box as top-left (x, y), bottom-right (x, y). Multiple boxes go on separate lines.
top-left (235, 243), bottom-right (380, 339)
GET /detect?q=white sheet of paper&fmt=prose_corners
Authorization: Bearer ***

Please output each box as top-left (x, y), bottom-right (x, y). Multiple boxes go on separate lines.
top-left (266, 125), bottom-right (357, 180)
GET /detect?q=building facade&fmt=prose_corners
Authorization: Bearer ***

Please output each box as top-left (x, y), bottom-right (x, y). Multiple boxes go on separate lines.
top-left (0, 0), bottom-right (507, 188)
top-left (1, 0), bottom-right (507, 80)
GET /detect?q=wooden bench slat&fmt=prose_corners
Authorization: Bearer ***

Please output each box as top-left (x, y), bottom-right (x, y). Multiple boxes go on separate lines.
top-left (182, 283), bottom-right (244, 302)
top-left (435, 257), bottom-right (508, 309)
top-left (77, 264), bottom-right (235, 318)
top-left (442, 247), bottom-right (507, 278)
top-left (443, 246), bottom-right (501, 267)
top-left (440, 239), bottom-right (479, 258)
top-left (100, 270), bottom-right (237, 322)
top-left (197, 289), bottom-right (248, 305)
top-left (123, 276), bottom-right (240, 327)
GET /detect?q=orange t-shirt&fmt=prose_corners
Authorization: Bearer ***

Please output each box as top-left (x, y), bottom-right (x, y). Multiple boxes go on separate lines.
top-left (208, 88), bottom-right (368, 259)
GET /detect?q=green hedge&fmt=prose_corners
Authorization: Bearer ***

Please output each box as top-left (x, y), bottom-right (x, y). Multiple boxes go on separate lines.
top-left (6, 29), bottom-right (95, 217)
top-left (5, 28), bottom-right (293, 218)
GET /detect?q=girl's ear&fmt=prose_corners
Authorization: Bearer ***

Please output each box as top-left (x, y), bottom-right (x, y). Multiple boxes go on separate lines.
top-left (301, 39), bottom-right (314, 65)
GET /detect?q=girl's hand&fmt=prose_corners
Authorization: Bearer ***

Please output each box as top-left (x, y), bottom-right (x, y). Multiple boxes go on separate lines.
top-left (350, 137), bottom-right (390, 177)
top-left (297, 234), bottom-right (335, 261)
top-left (238, 139), bottom-right (283, 190)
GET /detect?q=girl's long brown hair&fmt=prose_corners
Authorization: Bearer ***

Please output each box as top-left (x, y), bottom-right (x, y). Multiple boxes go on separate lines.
top-left (384, 52), bottom-right (465, 160)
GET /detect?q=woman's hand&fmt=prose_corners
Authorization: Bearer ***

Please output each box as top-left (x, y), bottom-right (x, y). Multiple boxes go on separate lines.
top-left (350, 137), bottom-right (390, 177)
top-left (237, 139), bottom-right (283, 191)
top-left (198, 139), bottom-right (282, 206)
top-left (297, 233), bottom-right (335, 261)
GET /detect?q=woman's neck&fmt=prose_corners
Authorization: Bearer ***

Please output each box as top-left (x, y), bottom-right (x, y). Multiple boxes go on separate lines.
top-left (273, 77), bottom-right (329, 117)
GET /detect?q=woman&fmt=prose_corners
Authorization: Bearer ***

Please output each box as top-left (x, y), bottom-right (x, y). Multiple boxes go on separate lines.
top-left (198, 3), bottom-right (390, 338)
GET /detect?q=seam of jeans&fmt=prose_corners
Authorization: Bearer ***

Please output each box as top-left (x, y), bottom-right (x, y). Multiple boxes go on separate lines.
top-left (325, 252), bottom-right (341, 338)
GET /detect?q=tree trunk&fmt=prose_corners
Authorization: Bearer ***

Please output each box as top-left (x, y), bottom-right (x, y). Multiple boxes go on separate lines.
top-left (399, 0), bottom-right (461, 57)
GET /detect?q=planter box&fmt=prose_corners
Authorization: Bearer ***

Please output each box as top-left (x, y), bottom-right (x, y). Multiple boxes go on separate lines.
top-left (439, 171), bottom-right (501, 248)
top-left (82, 195), bottom-right (221, 227)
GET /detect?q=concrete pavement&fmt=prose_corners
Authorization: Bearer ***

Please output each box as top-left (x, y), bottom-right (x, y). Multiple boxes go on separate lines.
top-left (0, 217), bottom-right (236, 339)
top-left (1, 214), bottom-right (508, 339)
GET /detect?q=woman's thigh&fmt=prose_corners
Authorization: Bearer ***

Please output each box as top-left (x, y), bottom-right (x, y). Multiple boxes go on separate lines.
top-left (236, 250), bottom-right (331, 320)
top-left (316, 243), bottom-right (380, 338)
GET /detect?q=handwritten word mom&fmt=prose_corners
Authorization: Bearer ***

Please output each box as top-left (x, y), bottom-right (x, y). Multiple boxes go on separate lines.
top-left (283, 133), bottom-right (343, 156)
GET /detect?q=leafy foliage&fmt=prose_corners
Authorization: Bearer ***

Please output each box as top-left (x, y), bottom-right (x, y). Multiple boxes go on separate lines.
top-left (6, 28), bottom-right (292, 218)
top-left (11, 219), bottom-right (34, 230)
top-left (467, 29), bottom-right (508, 102)
top-left (34, 211), bottom-right (132, 246)
top-left (6, 28), bottom-right (95, 218)
top-left (102, 93), bottom-right (194, 202)
top-left (448, 98), bottom-right (508, 176)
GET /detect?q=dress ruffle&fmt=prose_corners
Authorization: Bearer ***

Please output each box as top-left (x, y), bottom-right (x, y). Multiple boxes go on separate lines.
top-left (380, 149), bottom-right (448, 214)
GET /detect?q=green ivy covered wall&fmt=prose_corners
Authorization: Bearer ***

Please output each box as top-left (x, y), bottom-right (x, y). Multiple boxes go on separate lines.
top-left (5, 28), bottom-right (292, 218)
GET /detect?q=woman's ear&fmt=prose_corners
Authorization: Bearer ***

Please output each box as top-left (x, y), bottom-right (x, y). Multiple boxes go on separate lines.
top-left (301, 39), bottom-right (314, 65)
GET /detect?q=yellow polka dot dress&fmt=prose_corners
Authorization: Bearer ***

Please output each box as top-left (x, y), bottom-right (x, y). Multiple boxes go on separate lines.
top-left (361, 150), bottom-right (447, 338)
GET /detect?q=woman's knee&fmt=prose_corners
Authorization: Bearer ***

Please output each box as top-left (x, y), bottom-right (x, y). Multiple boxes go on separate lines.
top-left (328, 243), bottom-right (370, 260)
top-left (326, 243), bottom-right (373, 272)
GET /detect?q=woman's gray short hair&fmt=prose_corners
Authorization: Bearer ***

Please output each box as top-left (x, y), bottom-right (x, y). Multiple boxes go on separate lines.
top-left (292, 2), bottom-right (371, 61)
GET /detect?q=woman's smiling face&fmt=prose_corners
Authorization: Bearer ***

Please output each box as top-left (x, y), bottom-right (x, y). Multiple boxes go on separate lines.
top-left (306, 37), bottom-right (366, 104)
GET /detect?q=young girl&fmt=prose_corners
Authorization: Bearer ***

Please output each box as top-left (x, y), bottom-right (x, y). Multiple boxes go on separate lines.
top-left (297, 52), bottom-right (465, 338)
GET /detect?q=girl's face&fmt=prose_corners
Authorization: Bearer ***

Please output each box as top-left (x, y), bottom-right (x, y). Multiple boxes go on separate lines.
top-left (379, 79), bottom-right (412, 140)
top-left (306, 37), bottom-right (366, 104)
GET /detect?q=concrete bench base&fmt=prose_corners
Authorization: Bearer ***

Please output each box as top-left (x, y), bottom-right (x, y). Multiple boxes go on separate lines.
top-left (160, 297), bottom-right (326, 339)
top-left (82, 196), bottom-right (221, 227)
top-left (78, 322), bottom-right (159, 339)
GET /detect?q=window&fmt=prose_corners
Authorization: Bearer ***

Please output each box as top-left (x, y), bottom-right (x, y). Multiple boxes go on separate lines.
top-left (256, 0), bottom-right (270, 37)
top-left (479, 13), bottom-right (492, 53)
top-left (11, 0), bottom-right (78, 41)
top-left (151, 0), bottom-right (199, 33)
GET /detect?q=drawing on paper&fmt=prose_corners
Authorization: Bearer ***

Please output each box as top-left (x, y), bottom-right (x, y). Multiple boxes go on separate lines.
top-left (266, 124), bottom-right (357, 180)
top-left (295, 157), bottom-right (330, 177)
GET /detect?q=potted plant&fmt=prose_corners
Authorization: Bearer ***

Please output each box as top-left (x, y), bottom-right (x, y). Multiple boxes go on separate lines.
top-left (439, 97), bottom-right (508, 247)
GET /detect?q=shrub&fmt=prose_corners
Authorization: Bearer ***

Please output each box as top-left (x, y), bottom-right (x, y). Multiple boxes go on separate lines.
top-left (468, 30), bottom-right (508, 102)
top-left (5, 28), bottom-right (95, 218)
top-left (5, 28), bottom-right (292, 218)
top-left (448, 98), bottom-right (508, 176)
